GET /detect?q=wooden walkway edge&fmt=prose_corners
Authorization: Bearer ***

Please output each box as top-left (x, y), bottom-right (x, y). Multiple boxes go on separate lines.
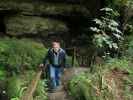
top-left (21, 70), bottom-right (42, 100)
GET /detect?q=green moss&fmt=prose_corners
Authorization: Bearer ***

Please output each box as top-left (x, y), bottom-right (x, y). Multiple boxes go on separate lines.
top-left (5, 15), bottom-right (67, 36)
top-left (0, 0), bottom-right (89, 16)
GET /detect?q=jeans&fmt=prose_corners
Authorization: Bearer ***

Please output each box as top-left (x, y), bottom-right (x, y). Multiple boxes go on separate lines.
top-left (49, 64), bottom-right (62, 89)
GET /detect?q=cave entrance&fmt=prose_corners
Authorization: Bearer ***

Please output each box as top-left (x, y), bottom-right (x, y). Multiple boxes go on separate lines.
top-left (0, 14), bottom-right (6, 35)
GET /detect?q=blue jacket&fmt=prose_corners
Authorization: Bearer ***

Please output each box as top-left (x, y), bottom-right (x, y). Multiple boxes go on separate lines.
top-left (43, 48), bottom-right (66, 67)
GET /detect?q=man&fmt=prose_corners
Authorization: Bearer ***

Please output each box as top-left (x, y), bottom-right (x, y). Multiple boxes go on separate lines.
top-left (40, 40), bottom-right (66, 91)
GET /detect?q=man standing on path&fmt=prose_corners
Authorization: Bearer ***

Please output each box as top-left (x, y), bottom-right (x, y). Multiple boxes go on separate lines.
top-left (40, 40), bottom-right (66, 91)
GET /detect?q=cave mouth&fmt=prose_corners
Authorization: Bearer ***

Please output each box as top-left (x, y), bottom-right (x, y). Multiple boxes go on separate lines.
top-left (0, 15), bottom-right (6, 36)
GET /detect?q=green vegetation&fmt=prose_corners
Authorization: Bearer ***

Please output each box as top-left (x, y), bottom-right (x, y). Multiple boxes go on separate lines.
top-left (105, 0), bottom-right (133, 9)
top-left (6, 71), bottom-right (36, 99)
top-left (0, 0), bottom-right (132, 100)
top-left (90, 7), bottom-right (122, 49)
top-left (68, 0), bottom-right (133, 98)
top-left (68, 58), bottom-right (133, 100)
top-left (34, 80), bottom-right (48, 100)
top-left (0, 38), bottom-right (47, 73)
top-left (0, 38), bottom-right (48, 100)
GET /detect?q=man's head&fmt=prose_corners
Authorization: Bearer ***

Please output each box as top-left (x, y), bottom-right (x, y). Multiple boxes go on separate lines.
top-left (52, 41), bottom-right (60, 52)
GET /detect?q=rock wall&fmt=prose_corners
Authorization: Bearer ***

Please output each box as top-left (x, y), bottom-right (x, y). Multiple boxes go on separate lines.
top-left (5, 15), bottom-right (68, 36)
top-left (0, 0), bottom-right (102, 45)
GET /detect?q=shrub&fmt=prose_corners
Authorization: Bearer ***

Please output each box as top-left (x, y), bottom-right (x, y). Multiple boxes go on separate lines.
top-left (6, 70), bottom-right (36, 99)
top-left (69, 72), bottom-right (115, 100)
top-left (90, 7), bottom-right (122, 49)
top-left (106, 58), bottom-right (133, 74)
top-left (0, 38), bottom-right (47, 74)
top-left (68, 58), bottom-right (133, 100)
top-left (0, 38), bottom-right (48, 99)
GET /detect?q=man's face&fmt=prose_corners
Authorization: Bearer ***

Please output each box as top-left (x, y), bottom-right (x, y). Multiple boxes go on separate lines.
top-left (52, 42), bottom-right (60, 52)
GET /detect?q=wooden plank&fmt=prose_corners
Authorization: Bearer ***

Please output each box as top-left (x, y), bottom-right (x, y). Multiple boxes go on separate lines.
top-left (21, 70), bottom-right (42, 100)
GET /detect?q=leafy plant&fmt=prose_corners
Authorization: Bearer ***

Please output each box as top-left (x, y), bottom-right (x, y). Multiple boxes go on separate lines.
top-left (6, 76), bottom-right (26, 99)
top-left (11, 97), bottom-right (20, 100)
top-left (6, 70), bottom-right (36, 99)
top-left (34, 79), bottom-right (48, 100)
top-left (90, 7), bottom-right (123, 50)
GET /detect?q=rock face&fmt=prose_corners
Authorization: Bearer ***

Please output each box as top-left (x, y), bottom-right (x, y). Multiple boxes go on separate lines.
top-left (5, 15), bottom-right (68, 36)
top-left (0, 0), bottom-right (102, 40)
top-left (0, 1), bottom-right (89, 16)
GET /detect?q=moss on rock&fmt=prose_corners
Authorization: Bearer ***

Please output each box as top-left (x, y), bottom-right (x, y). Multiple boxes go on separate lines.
top-left (5, 15), bottom-right (68, 36)
top-left (0, 0), bottom-right (89, 16)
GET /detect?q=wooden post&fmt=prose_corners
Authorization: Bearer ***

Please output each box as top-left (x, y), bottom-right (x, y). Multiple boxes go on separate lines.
top-left (72, 47), bottom-right (76, 67)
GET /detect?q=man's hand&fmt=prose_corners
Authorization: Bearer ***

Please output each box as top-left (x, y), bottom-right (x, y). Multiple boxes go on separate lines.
top-left (39, 64), bottom-right (44, 69)
top-left (39, 64), bottom-right (44, 67)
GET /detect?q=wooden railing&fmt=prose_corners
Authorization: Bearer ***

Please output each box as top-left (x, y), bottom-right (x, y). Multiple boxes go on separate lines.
top-left (65, 47), bottom-right (76, 67)
top-left (21, 67), bottom-right (45, 100)
top-left (66, 47), bottom-right (92, 67)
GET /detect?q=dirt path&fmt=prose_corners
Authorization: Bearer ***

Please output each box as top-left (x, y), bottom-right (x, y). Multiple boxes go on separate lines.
top-left (48, 67), bottom-right (88, 100)
top-left (48, 85), bottom-right (70, 100)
